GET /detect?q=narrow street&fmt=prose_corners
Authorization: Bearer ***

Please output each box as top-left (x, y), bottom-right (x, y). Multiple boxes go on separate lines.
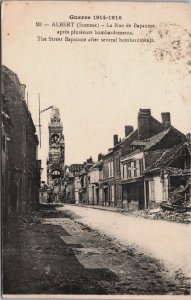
top-left (3, 204), bottom-right (190, 295)
top-left (59, 205), bottom-right (191, 277)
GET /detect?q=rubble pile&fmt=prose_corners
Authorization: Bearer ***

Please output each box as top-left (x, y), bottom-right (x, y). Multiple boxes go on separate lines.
top-left (130, 209), bottom-right (191, 224)
top-left (157, 184), bottom-right (191, 222)
top-left (152, 210), bottom-right (191, 224)
top-left (168, 183), bottom-right (190, 209)
top-left (17, 210), bottom-right (42, 225)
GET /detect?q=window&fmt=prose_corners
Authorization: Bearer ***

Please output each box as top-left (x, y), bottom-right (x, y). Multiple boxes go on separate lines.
top-left (126, 161), bottom-right (136, 178)
top-left (103, 163), bottom-right (109, 179)
top-left (124, 159), bottom-right (144, 179)
top-left (52, 170), bottom-right (60, 175)
top-left (133, 161), bottom-right (137, 177)
top-left (122, 164), bottom-right (125, 179)
top-left (150, 181), bottom-right (155, 201)
top-left (109, 162), bottom-right (112, 177)
top-left (115, 156), bottom-right (121, 174)
top-left (139, 159), bottom-right (144, 175)
top-left (163, 181), bottom-right (167, 201)
top-left (51, 133), bottom-right (60, 143)
top-left (126, 162), bottom-right (130, 178)
top-left (110, 161), bottom-right (113, 177)
top-left (52, 170), bottom-right (61, 179)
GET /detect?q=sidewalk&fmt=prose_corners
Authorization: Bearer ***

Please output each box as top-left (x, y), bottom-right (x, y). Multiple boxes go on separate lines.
top-left (75, 203), bottom-right (191, 224)
top-left (2, 208), bottom-right (115, 295)
top-left (77, 203), bottom-right (124, 213)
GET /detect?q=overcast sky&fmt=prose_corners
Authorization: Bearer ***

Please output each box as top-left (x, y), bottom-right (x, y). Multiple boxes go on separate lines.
top-left (2, 1), bottom-right (191, 180)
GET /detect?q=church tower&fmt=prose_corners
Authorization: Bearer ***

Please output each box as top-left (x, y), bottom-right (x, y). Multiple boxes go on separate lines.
top-left (47, 107), bottom-right (65, 186)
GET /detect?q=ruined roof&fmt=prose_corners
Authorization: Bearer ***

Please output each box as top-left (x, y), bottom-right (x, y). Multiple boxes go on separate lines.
top-left (104, 129), bottom-right (139, 156)
top-left (93, 160), bottom-right (103, 168)
top-left (132, 126), bottom-right (185, 151)
top-left (122, 129), bottom-right (139, 143)
top-left (145, 142), bottom-right (190, 173)
top-left (146, 127), bottom-right (172, 150)
top-left (88, 159), bottom-right (103, 171)
top-left (131, 140), bottom-right (148, 146)
top-left (103, 148), bottom-right (113, 159)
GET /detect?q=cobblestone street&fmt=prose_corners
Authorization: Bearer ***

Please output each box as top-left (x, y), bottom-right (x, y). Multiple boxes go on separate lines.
top-left (3, 205), bottom-right (190, 295)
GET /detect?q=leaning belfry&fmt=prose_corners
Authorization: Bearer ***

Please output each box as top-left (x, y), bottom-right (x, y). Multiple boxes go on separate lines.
top-left (47, 107), bottom-right (65, 186)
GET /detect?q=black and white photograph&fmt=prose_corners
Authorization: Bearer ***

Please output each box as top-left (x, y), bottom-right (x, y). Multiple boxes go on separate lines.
top-left (1, 1), bottom-right (191, 297)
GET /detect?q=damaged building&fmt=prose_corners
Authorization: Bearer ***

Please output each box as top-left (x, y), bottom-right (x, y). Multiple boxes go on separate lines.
top-left (1, 65), bottom-right (41, 219)
top-left (144, 141), bottom-right (191, 209)
top-left (120, 109), bottom-right (188, 210)
top-left (65, 108), bottom-right (190, 211)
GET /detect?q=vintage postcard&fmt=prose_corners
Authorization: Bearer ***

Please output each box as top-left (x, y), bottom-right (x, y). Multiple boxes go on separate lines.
top-left (1, 0), bottom-right (191, 298)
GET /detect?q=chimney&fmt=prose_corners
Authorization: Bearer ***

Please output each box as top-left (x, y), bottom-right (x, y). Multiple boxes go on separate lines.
top-left (87, 156), bottom-right (93, 164)
top-left (186, 133), bottom-right (191, 141)
top-left (20, 84), bottom-right (26, 100)
top-left (113, 134), bottom-right (118, 146)
top-left (161, 112), bottom-right (171, 129)
top-left (98, 153), bottom-right (103, 161)
top-left (138, 109), bottom-right (151, 139)
top-left (125, 125), bottom-right (134, 137)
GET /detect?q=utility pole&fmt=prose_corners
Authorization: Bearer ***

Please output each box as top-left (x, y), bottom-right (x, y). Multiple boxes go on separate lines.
top-left (38, 93), bottom-right (41, 148)
top-left (26, 92), bottom-right (29, 107)
top-left (37, 93), bottom-right (53, 148)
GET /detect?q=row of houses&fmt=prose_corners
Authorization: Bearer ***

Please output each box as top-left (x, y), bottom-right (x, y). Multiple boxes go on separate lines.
top-left (1, 65), bottom-right (41, 221)
top-left (63, 109), bottom-right (191, 210)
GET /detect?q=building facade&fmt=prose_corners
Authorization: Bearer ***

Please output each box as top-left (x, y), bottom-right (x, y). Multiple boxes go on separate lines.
top-left (101, 149), bottom-right (115, 206)
top-left (1, 65), bottom-right (41, 219)
top-left (88, 161), bottom-right (101, 205)
top-left (63, 108), bottom-right (190, 211)
top-left (120, 110), bottom-right (187, 210)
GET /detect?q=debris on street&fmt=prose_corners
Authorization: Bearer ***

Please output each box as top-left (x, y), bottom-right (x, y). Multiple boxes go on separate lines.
top-left (3, 205), bottom-right (191, 295)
